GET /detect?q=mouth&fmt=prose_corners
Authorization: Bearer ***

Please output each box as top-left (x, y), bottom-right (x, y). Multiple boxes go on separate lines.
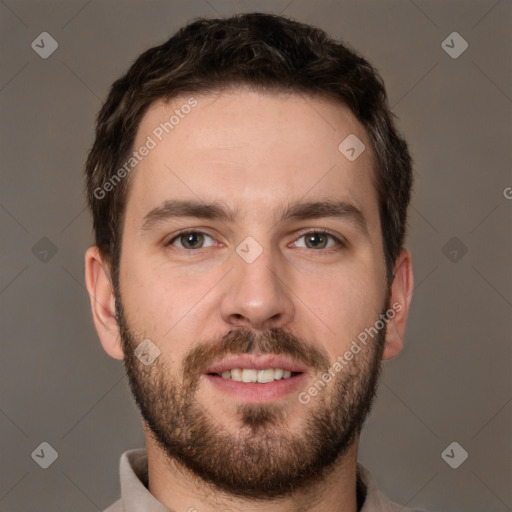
top-left (208, 368), bottom-right (302, 383)
top-left (202, 355), bottom-right (309, 403)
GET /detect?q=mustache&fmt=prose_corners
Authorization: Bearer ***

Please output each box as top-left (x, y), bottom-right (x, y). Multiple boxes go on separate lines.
top-left (182, 327), bottom-right (331, 381)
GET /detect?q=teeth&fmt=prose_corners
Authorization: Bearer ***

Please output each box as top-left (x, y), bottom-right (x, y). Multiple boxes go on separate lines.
top-left (231, 368), bottom-right (242, 381)
top-left (257, 369), bottom-right (274, 383)
top-left (218, 368), bottom-right (295, 383)
top-left (242, 369), bottom-right (258, 383)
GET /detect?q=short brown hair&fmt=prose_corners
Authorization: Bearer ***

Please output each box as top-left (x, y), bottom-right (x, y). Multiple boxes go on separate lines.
top-left (85, 12), bottom-right (413, 285)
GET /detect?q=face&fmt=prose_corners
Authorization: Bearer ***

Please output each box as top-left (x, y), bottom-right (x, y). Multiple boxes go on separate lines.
top-left (111, 88), bottom-right (397, 498)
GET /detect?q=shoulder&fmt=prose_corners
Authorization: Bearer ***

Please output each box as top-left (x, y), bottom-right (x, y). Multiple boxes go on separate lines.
top-left (102, 498), bottom-right (123, 512)
top-left (357, 462), bottom-right (431, 512)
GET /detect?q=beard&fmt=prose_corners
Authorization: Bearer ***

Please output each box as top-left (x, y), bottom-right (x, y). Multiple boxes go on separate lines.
top-left (115, 285), bottom-right (388, 500)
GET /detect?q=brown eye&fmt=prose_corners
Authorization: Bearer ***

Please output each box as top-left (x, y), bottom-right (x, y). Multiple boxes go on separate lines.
top-left (168, 231), bottom-right (214, 250)
top-left (293, 231), bottom-right (340, 250)
top-left (305, 232), bottom-right (329, 249)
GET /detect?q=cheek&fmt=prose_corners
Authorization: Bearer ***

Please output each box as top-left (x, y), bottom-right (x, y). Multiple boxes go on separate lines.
top-left (119, 250), bottom-right (219, 338)
top-left (296, 265), bottom-right (384, 359)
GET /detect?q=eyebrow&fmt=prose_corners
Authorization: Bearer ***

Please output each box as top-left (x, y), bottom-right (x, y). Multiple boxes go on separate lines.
top-left (140, 199), bottom-right (368, 235)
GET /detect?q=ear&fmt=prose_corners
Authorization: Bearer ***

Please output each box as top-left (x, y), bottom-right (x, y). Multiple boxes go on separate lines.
top-left (382, 248), bottom-right (414, 361)
top-left (84, 246), bottom-right (124, 360)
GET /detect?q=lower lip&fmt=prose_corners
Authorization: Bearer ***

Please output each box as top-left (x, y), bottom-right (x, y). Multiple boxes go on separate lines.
top-left (203, 373), bottom-right (308, 403)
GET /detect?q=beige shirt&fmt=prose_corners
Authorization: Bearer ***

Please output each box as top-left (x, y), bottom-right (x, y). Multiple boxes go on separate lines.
top-left (104, 448), bottom-right (423, 512)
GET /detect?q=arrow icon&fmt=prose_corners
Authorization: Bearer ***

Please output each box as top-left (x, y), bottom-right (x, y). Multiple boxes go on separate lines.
top-left (32, 237), bottom-right (58, 262)
top-left (441, 441), bottom-right (468, 469)
top-left (32, 442), bottom-right (58, 468)
top-left (135, 339), bottom-right (160, 365)
top-left (236, 236), bottom-right (263, 263)
top-left (338, 134), bottom-right (365, 161)
top-left (442, 236), bottom-right (467, 263)
top-left (31, 32), bottom-right (59, 59)
top-left (441, 32), bottom-right (468, 59)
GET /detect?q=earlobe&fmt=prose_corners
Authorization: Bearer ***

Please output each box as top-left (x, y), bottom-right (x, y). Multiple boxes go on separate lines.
top-left (382, 248), bottom-right (414, 361)
top-left (84, 246), bottom-right (125, 360)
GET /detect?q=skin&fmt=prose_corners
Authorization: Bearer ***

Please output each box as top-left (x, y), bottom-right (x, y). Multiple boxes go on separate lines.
top-left (85, 87), bottom-right (413, 512)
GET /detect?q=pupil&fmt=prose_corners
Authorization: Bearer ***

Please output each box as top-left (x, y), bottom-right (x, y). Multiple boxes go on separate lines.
top-left (307, 233), bottom-right (326, 248)
top-left (184, 232), bottom-right (202, 248)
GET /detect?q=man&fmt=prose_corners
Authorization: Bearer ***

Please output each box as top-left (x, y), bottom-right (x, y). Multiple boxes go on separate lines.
top-left (84, 12), bottom-right (418, 512)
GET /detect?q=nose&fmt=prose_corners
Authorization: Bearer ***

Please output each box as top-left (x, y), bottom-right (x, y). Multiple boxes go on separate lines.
top-left (220, 246), bottom-right (295, 331)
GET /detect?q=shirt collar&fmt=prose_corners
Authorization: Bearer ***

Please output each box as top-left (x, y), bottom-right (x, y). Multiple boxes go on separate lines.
top-left (119, 449), bottom-right (170, 511)
top-left (117, 448), bottom-right (407, 512)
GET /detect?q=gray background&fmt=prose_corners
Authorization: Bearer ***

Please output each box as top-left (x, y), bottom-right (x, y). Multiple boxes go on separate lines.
top-left (0, 0), bottom-right (511, 510)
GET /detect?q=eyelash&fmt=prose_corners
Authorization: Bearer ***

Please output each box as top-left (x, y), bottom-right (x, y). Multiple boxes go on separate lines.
top-left (165, 228), bottom-right (345, 252)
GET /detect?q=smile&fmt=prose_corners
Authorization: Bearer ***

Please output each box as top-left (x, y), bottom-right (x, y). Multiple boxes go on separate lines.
top-left (212, 368), bottom-right (298, 383)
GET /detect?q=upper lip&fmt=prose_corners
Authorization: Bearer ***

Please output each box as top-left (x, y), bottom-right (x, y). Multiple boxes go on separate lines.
top-left (204, 355), bottom-right (310, 374)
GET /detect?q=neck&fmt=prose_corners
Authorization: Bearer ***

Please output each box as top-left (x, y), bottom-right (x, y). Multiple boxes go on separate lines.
top-left (145, 435), bottom-right (361, 512)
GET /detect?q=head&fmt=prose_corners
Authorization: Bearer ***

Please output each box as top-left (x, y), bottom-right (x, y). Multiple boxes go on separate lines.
top-left (85, 12), bottom-right (414, 500)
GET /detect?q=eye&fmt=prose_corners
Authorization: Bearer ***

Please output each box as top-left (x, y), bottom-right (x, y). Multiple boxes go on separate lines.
top-left (291, 230), bottom-right (342, 250)
top-left (165, 229), bottom-right (343, 252)
top-left (167, 230), bottom-right (216, 250)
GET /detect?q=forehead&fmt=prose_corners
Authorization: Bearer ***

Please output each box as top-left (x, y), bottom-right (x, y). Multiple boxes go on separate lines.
top-left (126, 87), bottom-right (378, 227)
